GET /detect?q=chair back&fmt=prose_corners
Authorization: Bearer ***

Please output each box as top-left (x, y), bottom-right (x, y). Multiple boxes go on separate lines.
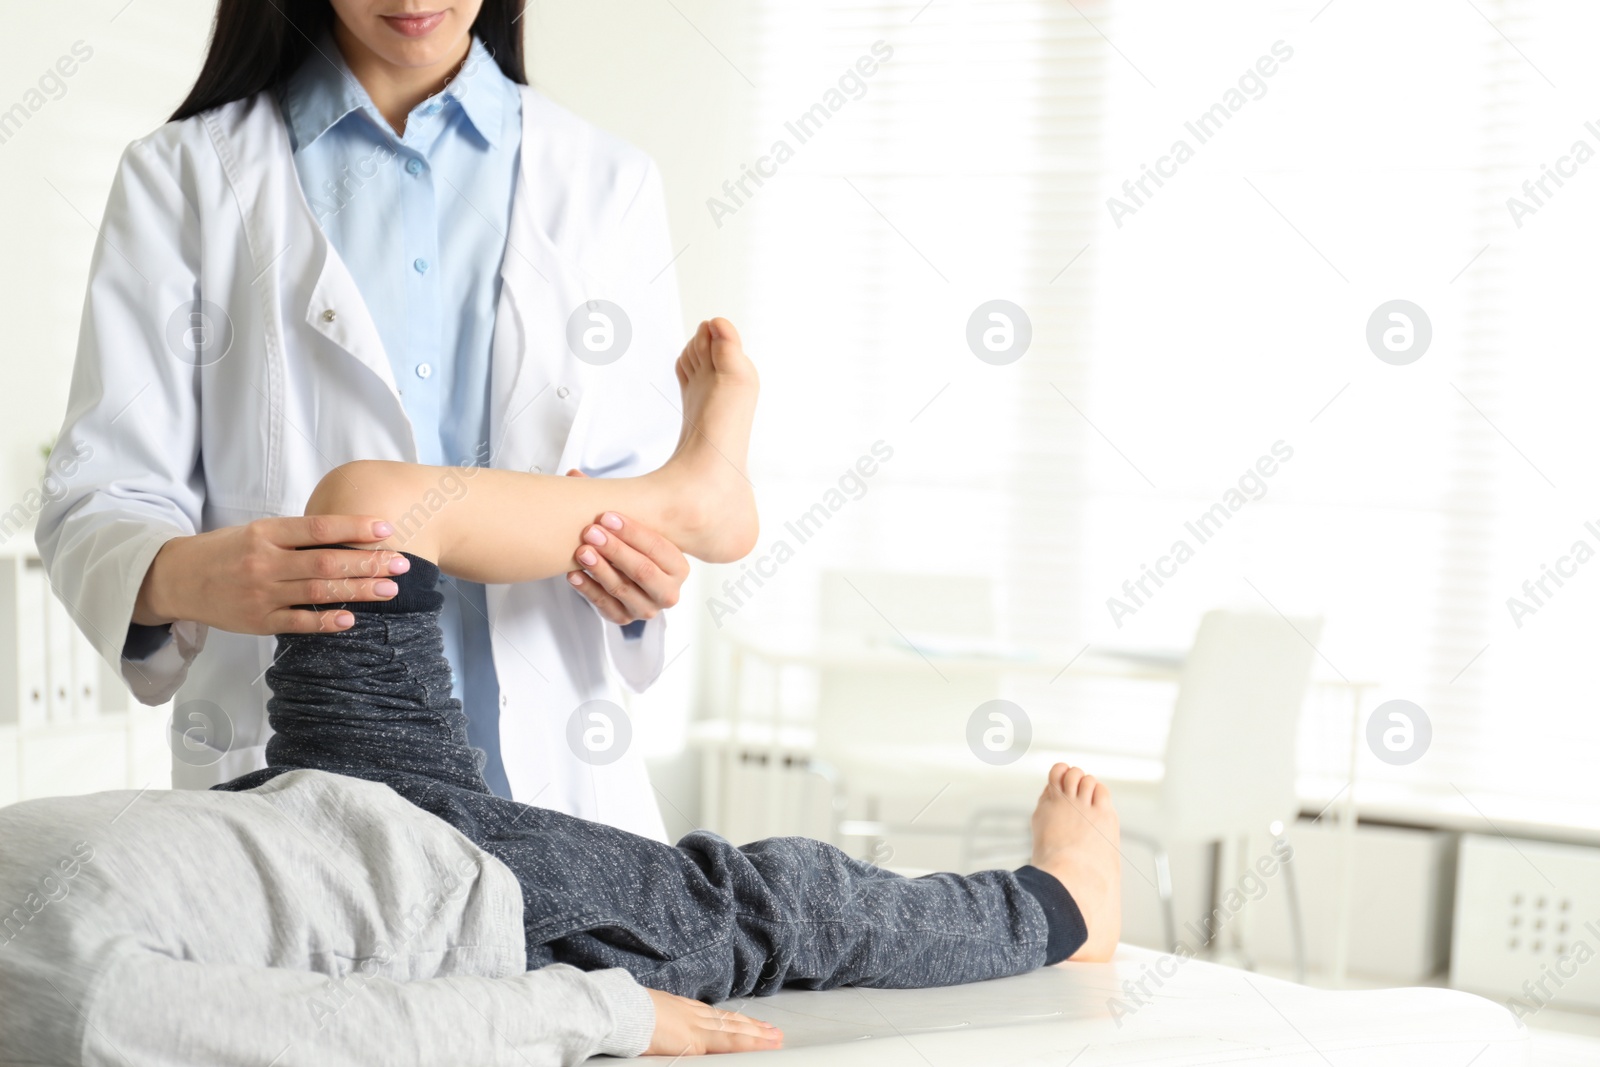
top-left (1159, 610), bottom-right (1322, 841)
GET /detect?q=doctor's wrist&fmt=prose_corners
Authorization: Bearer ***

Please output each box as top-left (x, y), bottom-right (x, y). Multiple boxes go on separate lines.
top-left (133, 536), bottom-right (190, 626)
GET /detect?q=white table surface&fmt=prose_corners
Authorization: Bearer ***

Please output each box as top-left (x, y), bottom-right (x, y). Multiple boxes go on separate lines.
top-left (616, 946), bottom-right (1528, 1066)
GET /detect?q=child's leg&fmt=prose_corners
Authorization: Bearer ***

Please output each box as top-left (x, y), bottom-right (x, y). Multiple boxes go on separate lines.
top-left (304, 318), bottom-right (759, 585)
top-left (221, 555), bottom-right (1118, 1000)
top-left (234, 317), bottom-right (1123, 993)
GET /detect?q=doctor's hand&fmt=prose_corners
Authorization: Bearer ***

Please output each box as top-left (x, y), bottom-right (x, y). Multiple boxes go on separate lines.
top-left (132, 516), bottom-right (412, 635)
top-left (644, 988), bottom-right (783, 1056)
top-left (563, 469), bottom-right (690, 625)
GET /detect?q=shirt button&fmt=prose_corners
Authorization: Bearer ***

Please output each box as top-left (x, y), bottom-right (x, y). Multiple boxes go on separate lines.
top-left (405, 158), bottom-right (423, 176)
top-left (556, 386), bottom-right (571, 399)
top-left (415, 363), bottom-right (432, 379)
top-left (530, 465), bottom-right (542, 474)
top-left (500, 694), bottom-right (508, 708)
top-left (413, 258), bottom-right (429, 274)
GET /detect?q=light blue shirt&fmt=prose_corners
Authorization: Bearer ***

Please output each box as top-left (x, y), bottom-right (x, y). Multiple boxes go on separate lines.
top-left (281, 34), bottom-right (520, 796)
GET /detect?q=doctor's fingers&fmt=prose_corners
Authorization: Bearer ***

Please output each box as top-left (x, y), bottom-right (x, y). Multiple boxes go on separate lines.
top-left (275, 547), bottom-right (412, 585)
top-left (572, 547), bottom-right (664, 621)
top-left (258, 514), bottom-right (400, 550)
top-left (603, 515), bottom-right (690, 579)
top-left (263, 606), bottom-right (358, 634)
top-left (567, 570), bottom-right (636, 626)
top-left (283, 577), bottom-right (403, 607)
top-left (578, 522), bottom-right (686, 606)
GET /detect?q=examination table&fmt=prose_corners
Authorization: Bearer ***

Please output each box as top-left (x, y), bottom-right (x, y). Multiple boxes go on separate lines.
top-left (627, 945), bottom-right (1527, 1065)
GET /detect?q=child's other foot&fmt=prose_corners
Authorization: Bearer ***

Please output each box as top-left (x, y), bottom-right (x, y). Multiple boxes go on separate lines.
top-left (664, 318), bottom-right (760, 562)
top-left (1030, 762), bottom-right (1122, 962)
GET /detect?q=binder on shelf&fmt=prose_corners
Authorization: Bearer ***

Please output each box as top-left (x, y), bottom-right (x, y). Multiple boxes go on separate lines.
top-left (70, 626), bottom-right (101, 720)
top-left (0, 557), bottom-right (51, 730)
top-left (43, 581), bottom-right (76, 723)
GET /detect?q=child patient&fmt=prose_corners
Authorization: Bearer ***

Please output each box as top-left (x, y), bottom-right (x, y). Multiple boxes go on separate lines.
top-left (0, 320), bottom-right (1121, 1067)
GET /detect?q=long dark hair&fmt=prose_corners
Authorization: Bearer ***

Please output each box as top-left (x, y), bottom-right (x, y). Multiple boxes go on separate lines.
top-left (169, 0), bottom-right (526, 122)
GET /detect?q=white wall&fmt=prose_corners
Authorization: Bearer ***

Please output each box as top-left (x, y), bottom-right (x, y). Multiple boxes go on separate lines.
top-left (523, 0), bottom-right (756, 324)
top-left (0, 0), bottom-right (213, 511)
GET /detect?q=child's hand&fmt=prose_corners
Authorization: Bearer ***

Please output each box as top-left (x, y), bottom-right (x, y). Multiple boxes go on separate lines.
top-left (644, 988), bottom-right (783, 1056)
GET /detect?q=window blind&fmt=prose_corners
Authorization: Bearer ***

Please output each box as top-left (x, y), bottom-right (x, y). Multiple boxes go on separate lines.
top-left (724, 0), bottom-right (1600, 821)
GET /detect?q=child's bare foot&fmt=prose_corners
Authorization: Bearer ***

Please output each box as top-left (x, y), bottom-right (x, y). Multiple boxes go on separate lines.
top-left (662, 318), bottom-right (760, 562)
top-left (1030, 762), bottom-right (1122, 962)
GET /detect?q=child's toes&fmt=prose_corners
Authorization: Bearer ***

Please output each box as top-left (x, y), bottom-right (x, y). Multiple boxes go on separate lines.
top-left (707, 318), bottom-right (745, 369)
top-left (709, 316), bottom-right (738, 344)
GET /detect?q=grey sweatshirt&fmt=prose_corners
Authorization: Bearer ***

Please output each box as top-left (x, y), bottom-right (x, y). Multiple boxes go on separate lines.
top-left (0, 769), bottom-right (654, 1066)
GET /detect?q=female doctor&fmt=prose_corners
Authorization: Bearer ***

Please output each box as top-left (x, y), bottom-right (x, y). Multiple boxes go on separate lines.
top-left (35, 0), bottom-right (689, 840)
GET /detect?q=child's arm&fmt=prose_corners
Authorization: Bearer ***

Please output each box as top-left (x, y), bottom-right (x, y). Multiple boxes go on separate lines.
top-left (80, 950), bottom-right (779, 1064)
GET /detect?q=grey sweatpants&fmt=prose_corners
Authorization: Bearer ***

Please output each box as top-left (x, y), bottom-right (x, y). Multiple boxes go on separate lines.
top-left (219, 554), bottom-right (1084, 1001)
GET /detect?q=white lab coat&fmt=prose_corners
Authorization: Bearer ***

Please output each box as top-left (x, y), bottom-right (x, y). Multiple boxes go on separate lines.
top-left (36, 87), bottom-right (685, 841)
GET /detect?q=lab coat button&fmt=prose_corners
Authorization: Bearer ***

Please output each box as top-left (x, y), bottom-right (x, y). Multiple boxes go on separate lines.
top-left (556, 386), bottom-right (571, 399)
top-left (500, 694), bottom-right (508, 708)
top-left (530, 465), bottom-right (542, 474)
top-left (415, 362), bottom-right (432, 379)
top-left (321, 309), bottom-right (336, 323)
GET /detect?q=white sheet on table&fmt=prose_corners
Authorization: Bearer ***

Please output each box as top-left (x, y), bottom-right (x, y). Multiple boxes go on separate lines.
top-left (615, 945), bottom-right (1528, 1065)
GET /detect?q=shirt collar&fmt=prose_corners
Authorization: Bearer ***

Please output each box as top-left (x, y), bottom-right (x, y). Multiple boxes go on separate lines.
top-left (444, 36), bottom-right (510, 149)
top-left (281, 31), bottom-right (369, 152)
top-left (281, 32), bottom-right (511, 152)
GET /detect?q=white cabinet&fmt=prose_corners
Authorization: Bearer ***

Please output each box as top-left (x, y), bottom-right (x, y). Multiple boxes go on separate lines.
top-left (1251, 820), bottom-right (1456, 982)
top-left (1452, 833), bottom-right (1600, 1012)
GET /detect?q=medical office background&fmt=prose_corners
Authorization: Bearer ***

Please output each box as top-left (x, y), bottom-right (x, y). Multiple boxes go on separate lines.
top-left (5, 0), bottom-right (1600, 1046)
